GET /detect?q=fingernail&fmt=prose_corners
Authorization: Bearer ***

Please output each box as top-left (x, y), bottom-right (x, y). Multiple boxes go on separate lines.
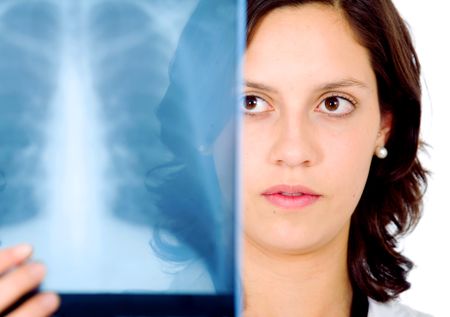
top-left (40, 293), bottom-right (60, 310)
top-left (28, 263), bottom-right (46, 278)
top-left (13, 244), bottom-right (32, 258)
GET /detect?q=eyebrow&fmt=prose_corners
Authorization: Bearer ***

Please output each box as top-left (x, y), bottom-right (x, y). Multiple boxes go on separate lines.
top-left (244, 78), bottom-right (369, 93)
top-left (244, 81), bottom-right (278, 93)
top-left (318, 79), bottom-right (369, 91)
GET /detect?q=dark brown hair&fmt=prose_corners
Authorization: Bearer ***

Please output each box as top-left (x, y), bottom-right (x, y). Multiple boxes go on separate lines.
top-left (247, 0), bottom-right (427, 302)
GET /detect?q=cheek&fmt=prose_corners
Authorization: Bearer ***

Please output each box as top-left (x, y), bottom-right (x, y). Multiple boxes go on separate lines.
top-left (321, 125), bottom-right (377, 210)
top-left (242, 122), bottom-right (269, 188)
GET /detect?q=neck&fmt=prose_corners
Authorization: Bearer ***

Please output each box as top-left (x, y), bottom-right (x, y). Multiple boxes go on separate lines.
top-left (242, 227), bottom-right (352, 317)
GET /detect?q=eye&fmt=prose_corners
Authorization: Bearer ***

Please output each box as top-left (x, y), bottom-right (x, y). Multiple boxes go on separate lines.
top-left (241, 95), bottom-right (272, 115)
top-left (316, 95), bottom-right (356, 117)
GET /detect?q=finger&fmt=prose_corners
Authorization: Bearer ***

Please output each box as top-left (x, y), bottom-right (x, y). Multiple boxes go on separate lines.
top-left (5, 292), bottom-right (60, 317)
top-left (0, 262), bottom-right (45, 312)
top-left (0, 245), bottom-right (33, 274)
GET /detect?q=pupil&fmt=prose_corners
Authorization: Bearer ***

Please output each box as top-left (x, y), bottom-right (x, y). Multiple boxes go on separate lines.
top-left (325, 97), bottom-right (339, 111)
top-left (245, 96), bottom-right (258, 110)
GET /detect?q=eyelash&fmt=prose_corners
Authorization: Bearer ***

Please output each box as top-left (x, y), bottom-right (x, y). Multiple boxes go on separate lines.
top-left (326, 93), bottom-right (356, 105)
top-left (241, 94), bottom-right (272, 116)
top-left (241, 92), bottom-right (358, 117)
top-left (317, 93), bottom-right (357, 118)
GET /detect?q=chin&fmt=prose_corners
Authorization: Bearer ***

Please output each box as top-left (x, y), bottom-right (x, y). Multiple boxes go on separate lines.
top-left (246, 226), bottom-right (324, 255)
top-left (247, 217), bottom-right (350, 256)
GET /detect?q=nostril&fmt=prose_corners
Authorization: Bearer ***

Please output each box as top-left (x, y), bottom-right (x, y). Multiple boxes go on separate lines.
top-left (267, 119), bottom-right (319, 167)
top-left (270, 140), bottom-right (317, 168)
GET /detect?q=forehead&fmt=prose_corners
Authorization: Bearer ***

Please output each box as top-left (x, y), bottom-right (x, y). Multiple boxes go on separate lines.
top-left (245, 4), bottom-right (376, 92)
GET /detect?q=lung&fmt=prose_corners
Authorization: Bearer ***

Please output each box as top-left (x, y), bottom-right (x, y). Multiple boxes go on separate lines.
top-left (0, 0), bottom-right (239, 299)
top-left (0, 1), bottom-right (59, 225)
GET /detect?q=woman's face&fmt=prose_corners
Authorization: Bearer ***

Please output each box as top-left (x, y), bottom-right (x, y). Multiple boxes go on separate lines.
top-left (243, 4), bottom-right (390, 255)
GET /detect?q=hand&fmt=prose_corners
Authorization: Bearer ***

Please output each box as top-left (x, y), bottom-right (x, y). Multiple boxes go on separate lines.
top-left (0, 244), bottom-right (60, 316)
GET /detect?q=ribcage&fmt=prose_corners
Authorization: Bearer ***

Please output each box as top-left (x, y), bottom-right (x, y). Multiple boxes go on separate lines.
top-left (0, 0), bottom-right (198, 227)
top-left (0, 0), bottom-right (236, 292)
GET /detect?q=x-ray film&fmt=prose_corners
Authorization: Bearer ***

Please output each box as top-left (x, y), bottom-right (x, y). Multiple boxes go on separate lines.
top-left (0, 0), bottom-right (241, 315)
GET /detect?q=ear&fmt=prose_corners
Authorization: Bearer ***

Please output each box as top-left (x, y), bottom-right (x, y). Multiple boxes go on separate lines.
top-left (377, 112), bottom-right (392, 146)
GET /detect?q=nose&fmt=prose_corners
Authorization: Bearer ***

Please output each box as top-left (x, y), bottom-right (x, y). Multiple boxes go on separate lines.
top-left (268, 115), bottom-right (320, 168)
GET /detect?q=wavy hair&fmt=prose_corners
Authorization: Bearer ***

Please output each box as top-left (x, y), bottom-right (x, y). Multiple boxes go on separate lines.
top-left (247, 0), bottom-right (428, 302)
top-left (148, 0), bottom-right (238, 292)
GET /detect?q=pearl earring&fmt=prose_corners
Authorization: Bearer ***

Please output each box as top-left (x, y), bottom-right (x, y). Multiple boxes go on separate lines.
top-left (375, 146), bottom-right (388, 159)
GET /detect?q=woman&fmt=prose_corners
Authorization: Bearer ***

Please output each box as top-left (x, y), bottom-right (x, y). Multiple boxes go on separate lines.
top-left (242, 0), bottom-right (429, 316)
top-left (0, 0), bottom-right (430, 316)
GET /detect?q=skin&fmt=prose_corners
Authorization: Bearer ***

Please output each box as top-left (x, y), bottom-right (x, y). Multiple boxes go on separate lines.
top-left (0, 245), bottom-right (60, 317)
top-left (242, 4), bottom-right (391, 317)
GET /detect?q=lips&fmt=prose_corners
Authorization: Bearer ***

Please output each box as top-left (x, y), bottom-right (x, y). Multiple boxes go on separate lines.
top-left (262, 184), bottom-right (321, 209)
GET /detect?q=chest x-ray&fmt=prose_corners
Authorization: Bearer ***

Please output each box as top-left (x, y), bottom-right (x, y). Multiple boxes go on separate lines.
top-left (0, 0), bottom-right (239, 298)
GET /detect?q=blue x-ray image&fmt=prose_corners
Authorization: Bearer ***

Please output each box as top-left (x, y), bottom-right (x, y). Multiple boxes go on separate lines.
top-left (0, 0), bottom-right (240, 295)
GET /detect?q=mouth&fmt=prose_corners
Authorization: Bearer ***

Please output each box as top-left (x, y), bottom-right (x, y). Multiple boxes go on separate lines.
top-left (276, 192), bottom-right (304, 197)
top-left (261, 185), bottom-right (321, 209)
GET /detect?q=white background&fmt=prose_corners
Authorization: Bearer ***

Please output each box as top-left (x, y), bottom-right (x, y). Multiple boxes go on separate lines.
top-left (393, 2), bottom-right (450, 316)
